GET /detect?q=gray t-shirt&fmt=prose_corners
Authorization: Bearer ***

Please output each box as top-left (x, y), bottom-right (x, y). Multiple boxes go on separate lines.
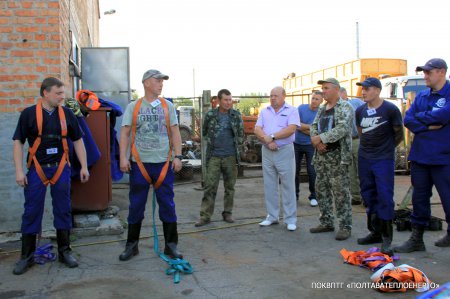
top-left (122, 98), bottom-right (178, 163)
top-left (212, 112), bottom-right (235, 157)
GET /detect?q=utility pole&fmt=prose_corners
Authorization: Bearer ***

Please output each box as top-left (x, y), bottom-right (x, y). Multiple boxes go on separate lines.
top-left (356, 21), bottom-right (360, 59)
top-left (200, 90), bottom-right (211, 188)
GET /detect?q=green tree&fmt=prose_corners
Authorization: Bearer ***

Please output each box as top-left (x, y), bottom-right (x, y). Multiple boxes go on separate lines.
top-left (236, 92), bottom-right (268, 116)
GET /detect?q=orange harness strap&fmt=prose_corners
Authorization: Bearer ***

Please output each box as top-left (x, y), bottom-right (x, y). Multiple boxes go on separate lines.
top-left (340, 248), bottom-right (394, 270)
top-left (130, 98), bottom-right (172, 189)
top-left (375, 265), bottom-right (432, 292)
top-left (27, 101), bottom-right (70, 186)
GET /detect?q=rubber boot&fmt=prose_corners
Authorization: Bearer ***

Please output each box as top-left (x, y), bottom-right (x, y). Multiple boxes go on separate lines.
top-left (57, 230), bottom-right (78, 268)
top-left (163, 222), bottom-right (183, 259)
top-left (357, 214), bottom-right (382, 245)
top-left (13, 234), bottom-right (36, 275)
top-left (380, 220), bottom-right (394, 256)
top-left (393, 224), bottom-right (426, 253)
top-left (435, 231), bottom-right (450, 247)
top-left (119, 222), bottom-right (142, 261)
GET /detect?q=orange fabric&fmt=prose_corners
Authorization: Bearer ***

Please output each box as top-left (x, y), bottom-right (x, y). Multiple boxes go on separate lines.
top-left (340, 248), bottom-right (394, 270)
top-left (375, 265), bottom-right (432, 293)
top-left (27, 100), bottom-right (70, 186)
top-left (76, 90), bottom-right (100, 111)
top-left (130, 98), bottom-right (172, 189)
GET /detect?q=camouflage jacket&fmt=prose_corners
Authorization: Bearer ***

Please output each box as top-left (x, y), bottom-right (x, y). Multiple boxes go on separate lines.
top-left (202, 108), bottom-right (244, 164)
top-left (310, 98), bottom-right (353, 165)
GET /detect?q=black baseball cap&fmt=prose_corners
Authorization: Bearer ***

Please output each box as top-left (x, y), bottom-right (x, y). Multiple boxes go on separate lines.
top-left (356, 77), bottom-right (382, 89)
top-left (416, 58), bottom-right (448, 72)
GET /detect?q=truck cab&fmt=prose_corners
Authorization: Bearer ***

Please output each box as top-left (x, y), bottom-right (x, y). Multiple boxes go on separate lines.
top-left (380, 75), bottom-right (426, 101)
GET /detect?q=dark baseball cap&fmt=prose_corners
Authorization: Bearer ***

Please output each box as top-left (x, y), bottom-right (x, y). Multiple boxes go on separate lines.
top-left (416, 58), bottom-right (448, 72)
top-left (317, 78), bottom-right (340, 87)
top-left (356, 77), bottom-right (382, 89)
top-left (142, 69), bottom-right (169, 82)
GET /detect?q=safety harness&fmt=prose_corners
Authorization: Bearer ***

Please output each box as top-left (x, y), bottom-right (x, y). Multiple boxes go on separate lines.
top-left (76, 90), bottom-right (100, 111)
top-left (340, 247), bottom-right (398, 271)
top-left (131, 97), bottom-right (193, 283)
top-left (371, 263), bottom-right (433, 293)
top-left (27, 101), bottom-right (70, 186)
top-left (130, 98), bottom-right (172, 188)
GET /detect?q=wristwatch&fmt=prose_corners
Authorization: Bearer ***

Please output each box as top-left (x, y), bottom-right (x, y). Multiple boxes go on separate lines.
top-left (270, 134), bottom-right (276, 141)
top-left (174, 155), bottom-right (183, 160)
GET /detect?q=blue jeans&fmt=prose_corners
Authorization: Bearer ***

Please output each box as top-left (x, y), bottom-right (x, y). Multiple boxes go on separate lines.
top-left (294, 143), bottom-right (316, 200)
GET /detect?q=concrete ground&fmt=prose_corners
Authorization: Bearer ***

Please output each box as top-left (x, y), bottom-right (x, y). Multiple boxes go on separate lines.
top-left (0, 171), bottom-right (448, 299)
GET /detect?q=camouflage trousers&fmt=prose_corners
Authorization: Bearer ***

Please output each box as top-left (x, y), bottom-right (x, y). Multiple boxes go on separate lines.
top-left (200, 156), bottom-right (237, 221)
top-left (350, 138), bottom-right (362, 202)
top-left (314, 149), bottom-right (352, 230)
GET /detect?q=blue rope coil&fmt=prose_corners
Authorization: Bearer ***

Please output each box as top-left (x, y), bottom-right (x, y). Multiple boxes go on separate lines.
top-left (152, 191), bottom-right (193, 283)
top-left (34, 243), bottom-right (57, 265)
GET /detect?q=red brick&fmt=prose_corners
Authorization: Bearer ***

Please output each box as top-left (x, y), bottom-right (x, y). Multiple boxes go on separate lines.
top-left (9, 99), bottom-right (22, 105)
top-left (22, 2), bottom-right (34, 8)
top-left (0, 50), bottom-right (8, 56)
top-left (36, 66), bottom-right (47, 72)
top-left (51, 34), bottom-right (60, 41)
top-left (48, 17), bottom-right (58, 24)
top-left (35, 3), bottom-right (47, 8)
top-left (17, 42), bottom-right (39, 49)
top-left (50, 66), bottom-right (60, 73)
top-left (7, 2), bottom-right (19, 9)
top-left (48, 50), bottom-right (59, 57)
top-left (15, 17), bottom-right (35, 24)
top-left (0, 91), bottom-right (15, 97)
top-left (0, 42), bottom-right (13, 49)
top-left (35, 51), bottom-right (47, 57)
top-left (0, 10), bottom-right (13, 16)
top-left (0, 99), bottom-right (10, 107)
top-left (11, 50), bottom-right (34, 57)
top-left (35, 18), bottom-right (46, 24)
top-left (0, 17), bottom-right (9, 25)
top-left (14, 57), bottom-right (41, 64)
top-left (24, 98), bottom-right (37, 105)
top-left (0, 27), bottom-right (13, 33)
top-left (42, 26), bottom-right (58, 33)
top-left (42, 42), bottom-right (58, 49)
top-left (14, 74), bottom-right (39, 81)
top-left (44, 58), bottom-right (60, 65)
top-left (48, 2), bottom-right (60, 8)
top-left (15, 10), bottom-right (38, 17)
top-left (16, 26), bottom-right (40, 33)
top-left (0, 107), bottom-right (17, 113)
top-left (0, 83), bottom-right (21, 89)
top-left (35, 34), bottom-right (46, 41)
top-left (0, 75), bottom-right (15, 81)
top-left (41, 9), bottom-right (59, 17)
top-left (6, 33), bottom-right (19, 41)
top-left (12, 66), bottom-right (34, 73)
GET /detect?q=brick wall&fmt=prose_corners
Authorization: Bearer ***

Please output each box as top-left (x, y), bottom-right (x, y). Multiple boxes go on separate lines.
top-left (0, 0), bottom-right (100, 234)
top-left (0, 0), bottom-right (99, 112)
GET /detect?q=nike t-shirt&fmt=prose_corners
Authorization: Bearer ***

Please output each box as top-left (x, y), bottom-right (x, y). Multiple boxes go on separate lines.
top-left (355, 100), bottom-right (403, 160)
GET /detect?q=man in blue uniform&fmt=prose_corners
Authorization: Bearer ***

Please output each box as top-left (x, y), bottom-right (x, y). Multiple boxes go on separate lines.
top-left (354, 77), bottom-right (403, 256)
top-left (12, 77), bottom-right (89, 275)
top-left (394, 58), bottom-right (450, 252)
